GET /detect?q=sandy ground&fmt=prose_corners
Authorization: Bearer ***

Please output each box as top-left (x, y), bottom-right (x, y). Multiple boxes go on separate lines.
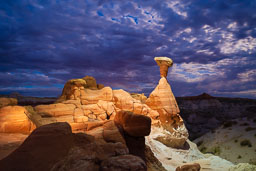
top-left (0, 133), bottom-right (28, 160)
top-left (194, 117), bottom-right (256, 165)
top-left (146, 126), bottom-right (234, 171)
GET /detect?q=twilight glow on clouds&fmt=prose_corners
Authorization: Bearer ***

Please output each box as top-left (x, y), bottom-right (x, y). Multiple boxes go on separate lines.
top-left (0, 0), bottom-right (256, 98)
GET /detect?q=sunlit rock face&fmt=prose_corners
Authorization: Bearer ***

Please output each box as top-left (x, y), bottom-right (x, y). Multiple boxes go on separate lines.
top-left (0, 98), bottom-right (17, 108)
top-left (146, 57), bottom-right (188, 149)
top-left (0, 122), bottom-right (147, 171)
top-left (57, 76), bottom-right (105, 103)
top-left (0, 106), bottom-right (35, 133)
top-left (154, 57), bottom-right (173, 78)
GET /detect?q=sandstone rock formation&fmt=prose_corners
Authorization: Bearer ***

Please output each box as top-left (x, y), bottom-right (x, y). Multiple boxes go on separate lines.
top-left (114, 111), bottom-right (151, 137)
top-left (1, 57), bottom-right (246, 171)
top-left (130, 93), bottom-right (147, 103)
top-left (0, 122), bottom-right (149, 171)
top-left (57, 76), bottom-right (104, 102)
top-left (21, 78), bottom-right (160, 132)
top-left (114, 111), bottom-right (152, 162)
top-left (0, 98), bottom-right (17, 108)
top-left (154, 57), bottom-right (173, 78)
top-left (0, 106), bottom-right (35, 133)
top-left (146, 57), bottom-right (188, 148)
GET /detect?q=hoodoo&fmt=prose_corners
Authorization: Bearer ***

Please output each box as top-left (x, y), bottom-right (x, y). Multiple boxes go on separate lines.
top-left (154, 57), bottom-right (173, 78)
top-left (146, 57), bottom-right (188, 148)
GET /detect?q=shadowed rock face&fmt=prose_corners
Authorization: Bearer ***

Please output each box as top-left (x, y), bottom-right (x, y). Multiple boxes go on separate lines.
top-left (0, 122), bottom-right (148, 171)
top-left (0, 98), bottom-right (17, 108)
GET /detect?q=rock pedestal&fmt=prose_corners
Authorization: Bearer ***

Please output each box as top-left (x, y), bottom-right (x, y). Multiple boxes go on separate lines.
top-left (154, 57), bottom-right (173, 78)
top-left (146, 57), bottom-right (188, 148)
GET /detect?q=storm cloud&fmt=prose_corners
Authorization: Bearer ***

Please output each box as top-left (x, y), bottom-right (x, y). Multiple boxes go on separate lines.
top-left (0, 0), bottom-right (256, 98)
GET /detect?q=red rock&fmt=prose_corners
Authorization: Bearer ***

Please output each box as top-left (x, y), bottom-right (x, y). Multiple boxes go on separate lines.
top-left (0, 98), bottom-right (17, 108)
top-left (81, 87), bottom-right (113, 105)
top-left (114, 111), bottom-right (151, 137)
top-left (154, 57), bottom-right (173, 78)
top-left (35, 103), bottom-right (76, 117)
top-left (0, 122), bottom-right (73, 171)
top-left (103, 120), bottom-right (126, 145)
top-left (113, 89), bottom-right (136, 111)
top-left (176, 163), bottom-right (201, 171)
top-left (57, 78), bottom-right (87, 102)
top-left (82, 75), bottom-right (98, 89)
top-left (0, 106), bottom-right (34, 133)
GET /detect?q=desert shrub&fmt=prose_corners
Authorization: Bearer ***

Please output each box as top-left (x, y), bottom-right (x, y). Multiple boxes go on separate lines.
top-left (240, 139), bottom-right (252, 147)
top-left (245, 127), bottom-right (256, 132)
top-left (249, 159), bottom-right (256, 165)
top-left (237, 155), bottom-right (242, 159)
top-left (234, 139), bottom-right (238, 143)
top-left (200, 147), bottom-right (207, 153)
top-left (196, 140), bottom-right (203, 146)
top-left (211, 146), bottom-right (221, 155)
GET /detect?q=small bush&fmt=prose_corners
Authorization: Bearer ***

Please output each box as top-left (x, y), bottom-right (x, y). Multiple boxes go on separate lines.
top-left (237, 155), bottom-right (242, 159)
top-left (240, 139), bottom-right (252, 147)
top-left (234, 139), bottom-right (238, 143)
top-left (196, 140), bottom-right (203, 146)
top-left (211, 146), bottom-right (221, 155)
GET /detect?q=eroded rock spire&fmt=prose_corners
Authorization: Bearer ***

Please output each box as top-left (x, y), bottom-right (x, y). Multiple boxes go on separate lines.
top-left (154, 57), bottom-right (173, 78)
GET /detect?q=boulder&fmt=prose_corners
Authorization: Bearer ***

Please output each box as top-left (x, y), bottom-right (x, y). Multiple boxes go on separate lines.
top-left (56, 76), bottom-right (105, 102)
top-left (0, 122), bottom-right (74, 171)
top-left (82, 75), bottom-right (98, 89)
top-left (130, 93), bottom-right (147, 103)
top-left (0, 106), bottom-right (34, 133)
top-left (57, 78), bottom-right (87, 102)
top-left (103, 120), bottom-right (126, 145)
top-left (176, 163), bottom-right (201, 171)
top-left (100, 154), bottom-right (147, 171)
top-left (113, 89), bottom-right (136, 111)
top-left (114, 111), bottom-right (151, 137)
top-left (154, 57), bottom-right (173, 78)
top-left (0, 98), bottom-right (17, 108)
top-left (97, 83), bottom-right (104, 89)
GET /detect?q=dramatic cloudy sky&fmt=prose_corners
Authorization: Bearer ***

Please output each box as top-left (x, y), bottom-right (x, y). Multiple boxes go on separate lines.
top-left (1, 0), bottom-right (256, 98)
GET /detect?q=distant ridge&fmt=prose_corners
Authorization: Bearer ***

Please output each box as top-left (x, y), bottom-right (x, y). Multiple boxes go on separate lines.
top-left (177, 93), bottom-right (214, 100)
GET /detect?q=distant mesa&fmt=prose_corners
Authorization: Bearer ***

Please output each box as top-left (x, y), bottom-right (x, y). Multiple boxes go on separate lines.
top-left (179, 92), bottom-right (215, 100)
